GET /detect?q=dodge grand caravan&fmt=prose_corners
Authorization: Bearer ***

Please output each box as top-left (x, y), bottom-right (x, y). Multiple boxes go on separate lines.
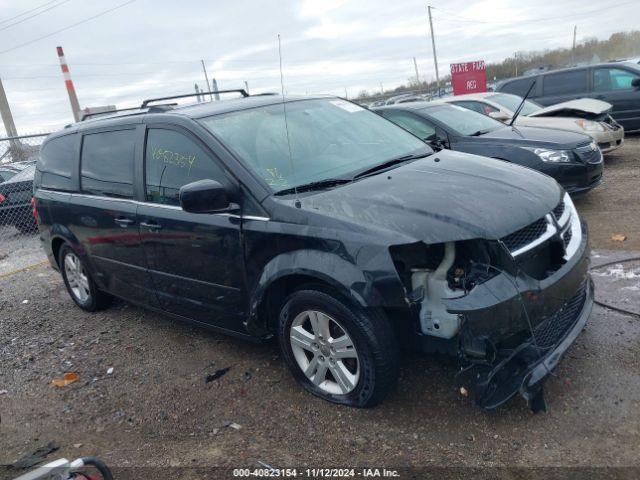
top-left (34, 92), bottom-right (593, 411)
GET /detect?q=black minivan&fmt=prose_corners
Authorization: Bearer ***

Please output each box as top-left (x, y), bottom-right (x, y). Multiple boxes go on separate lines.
top-left (497, 62), bottom-right (640, 131)
top-left (34, 92), bottom-right (593, 411)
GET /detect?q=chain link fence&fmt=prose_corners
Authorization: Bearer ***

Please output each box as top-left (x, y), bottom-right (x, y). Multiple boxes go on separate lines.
top-left (1, 133), bottom-right (50, 272)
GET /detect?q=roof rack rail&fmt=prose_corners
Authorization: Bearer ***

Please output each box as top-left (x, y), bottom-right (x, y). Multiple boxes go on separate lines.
top-left (80, 104), bottom-right (177, 122)
top-left (140, 89), bottom-right (249, 108)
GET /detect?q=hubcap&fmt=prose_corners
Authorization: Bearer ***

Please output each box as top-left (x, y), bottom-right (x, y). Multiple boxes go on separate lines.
top-left (64, 253), bottom-right (91, 304)
top-left (289, 310), bottom-right (360, 395)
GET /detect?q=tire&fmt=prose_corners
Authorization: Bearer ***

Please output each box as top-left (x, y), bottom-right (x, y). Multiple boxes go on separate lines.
top-left (59, 244), bottom-right (112, 311)
top-left (277, 289), bottom-right (398, 407)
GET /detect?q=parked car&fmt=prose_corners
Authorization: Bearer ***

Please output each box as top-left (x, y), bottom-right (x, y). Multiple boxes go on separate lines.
top-left (497, 62), bottom-right (640, 131)
top-left (0, 164), bottom-right (22, 183)
top-left (440, 92), bottom-right (624, 153)
top-left (0, 163), bottom-right (37, 233)
top-left (373, 101), bottom-right (603, 194)
top-left (35, 93), bottom-right (593, 411)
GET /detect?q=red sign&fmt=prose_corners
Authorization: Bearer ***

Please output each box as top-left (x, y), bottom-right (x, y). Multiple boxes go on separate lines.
top-left (450, 61), bottom-right (487, 95)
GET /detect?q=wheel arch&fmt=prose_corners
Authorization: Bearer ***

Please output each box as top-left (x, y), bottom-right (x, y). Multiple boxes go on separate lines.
top-left (246, 250), bottom-right (387, 337)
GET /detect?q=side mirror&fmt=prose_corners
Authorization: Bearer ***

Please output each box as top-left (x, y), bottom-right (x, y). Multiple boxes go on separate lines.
top-left (632, 78), bottom-right (640, 89)
top-left (179, 179), bottom-right (238, 214)
top-left (426, 137), bottom-right (447, 151)
top-left (488, 111), bottom-right (511, 121)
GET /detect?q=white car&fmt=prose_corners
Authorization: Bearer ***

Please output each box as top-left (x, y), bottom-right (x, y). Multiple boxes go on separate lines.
top-left (441, 92), bottom-right (624, 154)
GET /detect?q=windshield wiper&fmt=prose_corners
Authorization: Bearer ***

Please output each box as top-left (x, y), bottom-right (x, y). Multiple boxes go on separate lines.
top-left (274, 178), bottom-right (352, 196)
top-left (352, 152), bottom-right (430, 180)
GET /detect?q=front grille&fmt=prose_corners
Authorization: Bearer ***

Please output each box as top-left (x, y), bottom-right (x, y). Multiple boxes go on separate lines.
top-left (532, 282), bottom-right (587, 349)
top-left (501, 217), bottom-right (548, 252)
top-left (552, 199), bottom-right (565, 221)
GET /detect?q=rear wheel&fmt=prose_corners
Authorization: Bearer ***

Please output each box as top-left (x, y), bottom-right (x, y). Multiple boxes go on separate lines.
top-left (59, 244), bottom-right (112, 311)
top-left (278, 289), bottom-right (398, 407)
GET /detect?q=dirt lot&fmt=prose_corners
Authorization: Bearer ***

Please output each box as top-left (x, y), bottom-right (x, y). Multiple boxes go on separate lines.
top-left (574, 134), bottom-right (640, 250)
top-left (1, 137), bottom-right (639, 478)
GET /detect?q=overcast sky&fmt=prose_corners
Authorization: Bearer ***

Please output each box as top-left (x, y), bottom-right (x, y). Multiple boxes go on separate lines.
top-left (0, 0), bottom-right (638, 135)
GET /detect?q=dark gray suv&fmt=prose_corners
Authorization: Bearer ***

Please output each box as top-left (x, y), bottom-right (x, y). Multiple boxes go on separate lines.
top-left (497, 62), bottom-right (640, 131)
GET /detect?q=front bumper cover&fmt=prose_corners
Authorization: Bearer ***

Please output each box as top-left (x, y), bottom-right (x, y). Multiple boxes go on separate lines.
top-left (459, 277), bottom-right (593, 412)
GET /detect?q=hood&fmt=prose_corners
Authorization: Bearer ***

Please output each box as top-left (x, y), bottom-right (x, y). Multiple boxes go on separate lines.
top-left (301, 150), bottom-right (562, 244)
top-left (477, 125), bottom-right (590, 149)
top-left (528, 98), bottom-right (612, 117)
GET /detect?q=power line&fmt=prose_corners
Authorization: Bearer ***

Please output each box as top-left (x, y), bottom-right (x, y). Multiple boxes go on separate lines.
top-left (0, 0), bottom-right (137, 56)
top-left (0, 0), bottom-right (74, 33)
top-left (0, 0), bottom-right (61, 25)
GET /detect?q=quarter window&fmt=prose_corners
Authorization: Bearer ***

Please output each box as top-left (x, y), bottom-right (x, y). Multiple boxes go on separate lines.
top-left (144, 129), bottom-right (227, 206)
top-left (542, 70), bottom-right (588, 95)
top-left (594, 68), bottom-right (639, 91)
top-left (39, 134), bottom-right (76, 191)
top-left (80, 129), bottom-right (136, 198)
top-left (453, 101), bottom-right (498, 115)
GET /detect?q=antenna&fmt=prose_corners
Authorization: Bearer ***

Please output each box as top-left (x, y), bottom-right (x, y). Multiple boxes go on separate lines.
top-left (278, 34), bottom-right (300, 207)
top-left (508, 79), bottom-right (537, 126)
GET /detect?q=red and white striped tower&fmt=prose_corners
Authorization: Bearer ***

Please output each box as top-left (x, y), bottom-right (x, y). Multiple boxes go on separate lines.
top-left (56, 46), bottom-right (81, 122)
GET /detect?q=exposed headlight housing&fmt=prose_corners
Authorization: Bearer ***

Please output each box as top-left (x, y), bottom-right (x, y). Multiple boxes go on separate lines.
top-left (522, 147), bottom-right (572, 163)
top-left (575, 119), bottom-right (606, 132)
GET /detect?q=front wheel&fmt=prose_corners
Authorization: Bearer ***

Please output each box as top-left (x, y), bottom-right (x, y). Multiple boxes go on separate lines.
top-left (278, 289), bottom-right (398, 407)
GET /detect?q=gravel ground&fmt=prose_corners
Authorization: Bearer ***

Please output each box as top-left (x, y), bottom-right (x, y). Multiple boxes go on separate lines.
top-left (574, 134), bottom-right (640, 250)
top-left (1, 137), bottom-right (639, 477)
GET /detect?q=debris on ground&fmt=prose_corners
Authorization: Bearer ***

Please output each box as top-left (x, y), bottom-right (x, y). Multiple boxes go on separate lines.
top-left (51, 372), bottom-right (79, 387)
top-left (224, 421), bottom-right (242, 430)
top-left (205, 367), bottom-right (230, 383)
top-left (611, 234), bottom-right (628, 242)
top-left (242, 370), bottom-right (252, 382)
top-left (3, 442), bottom-right (59, 469)
top-left (459, 386), bottom-right (468, 397)
top-left (0, 389), bottom-right (7, 395)
top-left (73, 443), bottom-right (83, 448)
top-left (21, 300), bottom-right (28, 304)
top-left (107, 367), bottom-right (114, 375)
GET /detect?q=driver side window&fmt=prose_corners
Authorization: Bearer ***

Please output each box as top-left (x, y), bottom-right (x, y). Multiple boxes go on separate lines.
top-left (382, 110), bottom-right (436, 140)
top-left (145, 128), bottom-right (228, 206)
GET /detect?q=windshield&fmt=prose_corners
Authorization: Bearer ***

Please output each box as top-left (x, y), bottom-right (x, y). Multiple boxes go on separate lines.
top-left (487, 93), bottom-right (542, 116)
top-left (421, 104), bottom-right (504, 136)
top-left (200, 98), bottom-right (429, 193)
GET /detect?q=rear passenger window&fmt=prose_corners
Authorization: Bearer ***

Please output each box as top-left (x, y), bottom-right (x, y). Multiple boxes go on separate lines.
top-left (542, 70), bottom-right (588, 95)
top-left (81, 129), bottom-right (136, 198)
top-left (500, 78), bottom-right (536, 97)
top-left (144, 129), bottom-right (228, 206)
top-left (38, 134), bottom-right (76, 191)
top-left (594, 68), bottom-right (639, 91)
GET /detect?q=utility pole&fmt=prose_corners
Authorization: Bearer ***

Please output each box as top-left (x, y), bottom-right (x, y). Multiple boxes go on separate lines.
top-left (201, 60), bottom-right (213, 101)
top-left (379, 82), bottom-right (384, 94)
top-left (413, 56), bottom-right (421, 89)
top-left (194, 83), bottom-right (201, 102)
top-left (571, 25), bottom-right (577, 66)
top-left (514, 52), bottom-right (518, 76)
top-left (244, 80), bottom-right (249, 95)
top-left (427, 6), bottom-right (440, 97)
top-left (56, 46), bottom-right (81, 122)
top-left (0, 77), bottom-right (20, 152)
top-left (344, 87), bottom-right (348, 99)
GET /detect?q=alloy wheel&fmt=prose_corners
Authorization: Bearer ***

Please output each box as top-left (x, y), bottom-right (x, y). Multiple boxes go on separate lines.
top-left (64, 252), bottom-right (91, 304)
top-left (289, 310), bottom-right (360, 395)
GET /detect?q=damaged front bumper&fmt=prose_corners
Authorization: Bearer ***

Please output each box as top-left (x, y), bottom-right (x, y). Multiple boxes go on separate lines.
top-left (458, 277), bottom-right (593, 412)
top-left (443, 220), bottom-right (593, 411)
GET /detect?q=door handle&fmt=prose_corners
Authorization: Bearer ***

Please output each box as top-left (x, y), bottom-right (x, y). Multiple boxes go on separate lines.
top-left (114, 217), bottom-right (134, 227)
top-left (140, 221), bottom-right (162, 230)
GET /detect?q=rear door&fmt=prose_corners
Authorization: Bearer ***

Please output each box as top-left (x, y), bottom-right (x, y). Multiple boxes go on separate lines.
top-left (136, 125), bottom-right (246, 329)
top-left (539, 69), bottom-right (589, 106)
top-left (71, 126), bottom-right (155, 305)
top-left (592, 66), bottom-right (640, 130)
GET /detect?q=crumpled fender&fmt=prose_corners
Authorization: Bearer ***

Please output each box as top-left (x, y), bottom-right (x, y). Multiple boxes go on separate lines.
top-left (246, 248), bottom-right (403, 335)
